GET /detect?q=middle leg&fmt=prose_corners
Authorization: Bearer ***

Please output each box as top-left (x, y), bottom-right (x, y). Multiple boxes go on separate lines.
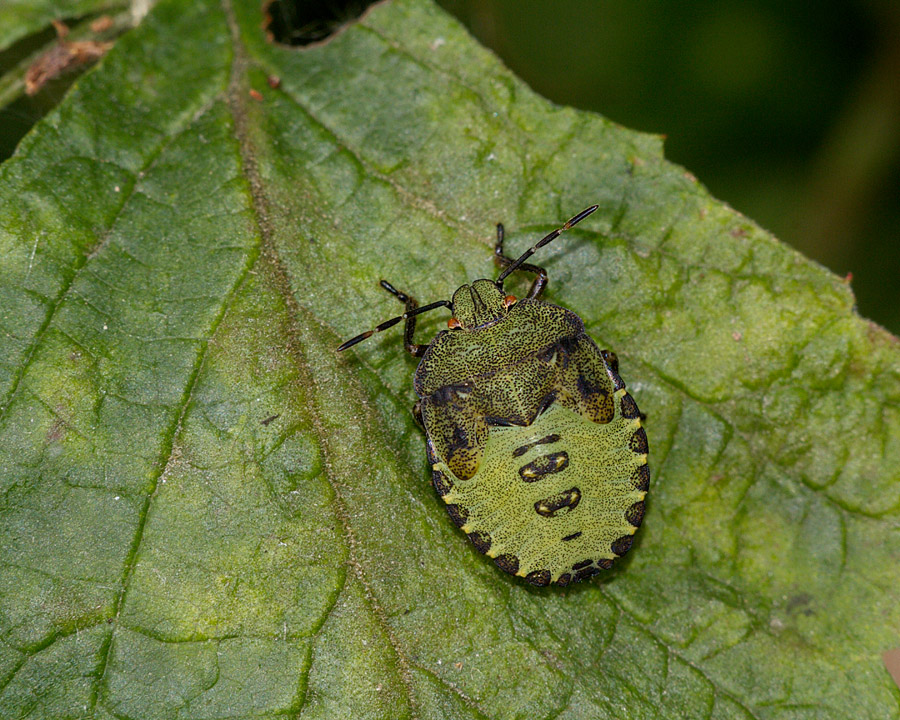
top-left (493, 223), bottom-right (549, 299)
top-left (380, 280), bottom-right (427, 357)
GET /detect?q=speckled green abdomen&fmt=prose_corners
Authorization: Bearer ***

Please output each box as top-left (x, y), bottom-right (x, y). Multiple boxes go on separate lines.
top-left (434, 391), bottom-right (648, 586)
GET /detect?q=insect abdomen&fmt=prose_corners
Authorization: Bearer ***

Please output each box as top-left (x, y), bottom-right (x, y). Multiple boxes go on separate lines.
top-left (436, 396), bottom-right (648, 586)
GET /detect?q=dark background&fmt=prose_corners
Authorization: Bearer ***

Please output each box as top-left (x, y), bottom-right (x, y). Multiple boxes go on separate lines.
top-left (437, 0), bottom-right (900, 335)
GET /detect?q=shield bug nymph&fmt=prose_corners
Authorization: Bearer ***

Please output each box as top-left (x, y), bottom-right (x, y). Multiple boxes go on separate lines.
top-left (338, 206), bottom-right (649, 587)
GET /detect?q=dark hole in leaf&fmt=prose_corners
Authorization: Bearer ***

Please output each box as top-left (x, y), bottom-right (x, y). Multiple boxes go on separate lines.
top-left (0, 25), bottom-right (58, 73)
top-left (263, 0), bottom-right (376, 46)
top-left (1, 75), bottom-right (81, 162)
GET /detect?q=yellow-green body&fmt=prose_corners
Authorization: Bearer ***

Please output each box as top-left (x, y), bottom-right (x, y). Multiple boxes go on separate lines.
top-left (416, 281), bottom-right (649, 586)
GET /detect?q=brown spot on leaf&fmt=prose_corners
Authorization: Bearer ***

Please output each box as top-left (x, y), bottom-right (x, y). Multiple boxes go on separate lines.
top-left (90, 15), bottom-right (114, 33)
top-left (882, 648), bottom-right (900, 692)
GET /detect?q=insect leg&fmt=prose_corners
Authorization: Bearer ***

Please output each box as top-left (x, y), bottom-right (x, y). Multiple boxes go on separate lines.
top-left (493, 223), bottom-right (549, 299)
top-left (380, 280), bottom-right (428, 357)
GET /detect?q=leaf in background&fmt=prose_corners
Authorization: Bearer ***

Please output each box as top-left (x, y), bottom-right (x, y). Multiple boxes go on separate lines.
top-left (0, 1), bottom-right (132, 158)
top-left (0, 0), bottom-right (898, 718)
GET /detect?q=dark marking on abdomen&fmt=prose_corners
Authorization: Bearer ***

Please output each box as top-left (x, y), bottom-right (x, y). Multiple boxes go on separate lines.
top-left (632, 464), bottom-right (650, 492)
top-left (525, 569), bottom-right (551, 586)
top-left (512, 434), bottom-right (561, 458)
top-left (534, 487), bottom-right (581, 518)
top-left (562, 531), bottom-right (582, 542)
top-left (432, 469), bottom-right (453, 497)
top-left (575, 565), bottom-right (600, 581)
top-left (519, 451), bottom-right (569, 482)
top-left (620, 393), bottom-right (640, 419)
top-left (468, 530), bottom-right (492, 554)
top-left (445, 504), bottom-right (468, 528)
top-left (630, 427), bottom-right (648, 454)
top-left (494, 554), bottom-right (519, 575)
top-left (611, 534), bottom-right (634, 556)
top-left (625, 500), bottom-right (645, 527)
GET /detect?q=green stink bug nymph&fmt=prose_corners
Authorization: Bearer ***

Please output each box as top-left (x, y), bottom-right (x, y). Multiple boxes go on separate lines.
top-left (338, 206), bottom-right (649, 587)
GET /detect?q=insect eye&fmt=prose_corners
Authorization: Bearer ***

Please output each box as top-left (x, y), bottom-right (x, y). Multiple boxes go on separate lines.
top-left (448, 318), bottom-right (461, 329)
top-left (504, 295), bottom-right (517, 307)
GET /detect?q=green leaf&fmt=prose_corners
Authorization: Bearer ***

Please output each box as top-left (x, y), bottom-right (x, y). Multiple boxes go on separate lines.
top-left (1, 0), bottom-right (898, 717)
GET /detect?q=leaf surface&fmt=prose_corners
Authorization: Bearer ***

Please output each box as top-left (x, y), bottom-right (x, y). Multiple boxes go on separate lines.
top-left (0, 0), bottom-right (898, 718)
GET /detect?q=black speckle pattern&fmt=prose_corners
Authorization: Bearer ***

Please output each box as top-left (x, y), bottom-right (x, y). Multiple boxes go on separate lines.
top-left (534, 486), bottom-right (581, 518)
top-left (431, 469), bottom-right (453, 497)
top-left (518, 451), bottom-right (569, 482)
top-left (468, 530), bottom-right (492, 554)
top-left (625, 500), bottom-right (645, 527)
top-left (630, 427), bottom-right (648, 454)
top-left (408, 294), bottom-right (650, 588)
top-left (525, 569), bottom-right (551, 586)
top-left (620, 393), bottom-right (640, 419)
top-left (446, 504), bottom-right (468, 528)
top-left (494, 554), bottom-right (520, 575)
top-left (633, 464), bottom-right (650, 492)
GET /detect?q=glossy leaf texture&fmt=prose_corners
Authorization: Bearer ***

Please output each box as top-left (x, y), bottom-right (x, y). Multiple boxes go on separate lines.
top-left (0, 1), bottom-right (898, 718)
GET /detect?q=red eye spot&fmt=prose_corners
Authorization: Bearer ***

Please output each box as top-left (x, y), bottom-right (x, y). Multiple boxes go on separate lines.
top-left (448, 318), bottom-right (461, 329)
top-left (504, 295), bottom-right (517, 307)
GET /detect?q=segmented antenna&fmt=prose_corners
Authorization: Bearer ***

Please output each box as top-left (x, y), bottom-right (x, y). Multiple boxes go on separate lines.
top-left (339, 205), bottom-right (598, 351)
top-left (497, 205), bottom-right (598, 286)
top-left (337, 297), bottom-right (451, 351)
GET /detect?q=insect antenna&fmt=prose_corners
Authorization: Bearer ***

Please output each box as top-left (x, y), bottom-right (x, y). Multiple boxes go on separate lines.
top-left (337, 298), bottom-right (452, 351)
top-left (496, 204), bottom-right (599, 286)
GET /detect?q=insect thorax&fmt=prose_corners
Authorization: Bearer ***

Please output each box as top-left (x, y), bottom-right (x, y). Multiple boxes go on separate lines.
top-left (414, 299), bottom-right (584, 397)
top-left (415, 306), bottom-right (615, 484)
